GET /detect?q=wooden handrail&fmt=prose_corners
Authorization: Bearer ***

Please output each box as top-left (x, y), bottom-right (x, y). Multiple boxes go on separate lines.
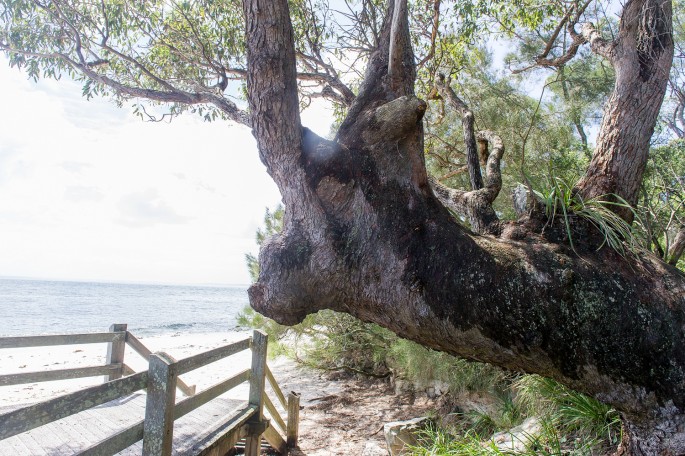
top-left (263, 392), bottom-right (287, 434)
top-left (0, 371), bottom-right (148, 440)
top-left (125, 331), bottom-right (196, 396)
top-left (266, 365), bottom-right (287, 410)
top-left (79, 421), bottom-right (145, 456)
top-left (175, 337), bottom-right (251, 375)
top-left (245, 330), bottom-right (268, 456)
top-left (287, 392), bottom-right (301, 448)
top-left (174, 369), bottom-right (251, 419)
top-left (0, 331), bottom-right (124, 349)
top-left (0, 364), bottom-right (122, 386)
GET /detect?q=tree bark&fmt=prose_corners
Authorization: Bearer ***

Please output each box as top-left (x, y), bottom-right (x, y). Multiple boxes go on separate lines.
top-left (243, 0), bottom-right (685, 452)
top-left (668, 226), bottom-right (685, 265)
top-left (576, 0), bottom-right (674, 220)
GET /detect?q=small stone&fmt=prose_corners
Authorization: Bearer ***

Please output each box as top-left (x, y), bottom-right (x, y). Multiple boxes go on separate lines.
top-left (490, 417), bottom-right (542, 452)
top-left (384, 417), bottom-right (431, 455)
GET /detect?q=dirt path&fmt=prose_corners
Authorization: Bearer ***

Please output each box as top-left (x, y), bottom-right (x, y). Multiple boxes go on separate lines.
top-left (270, 358), bottom-right (436, 455)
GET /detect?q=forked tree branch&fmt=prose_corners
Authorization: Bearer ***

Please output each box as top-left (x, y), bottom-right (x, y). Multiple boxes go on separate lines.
top-left (429, 128), bottom-right (505, 235)
top-left (512, 0), bottom-right (616, 74)
top-left (338, 0), bottom-right (416, 137)
top-left (432, 74), bottom-right (483, 190)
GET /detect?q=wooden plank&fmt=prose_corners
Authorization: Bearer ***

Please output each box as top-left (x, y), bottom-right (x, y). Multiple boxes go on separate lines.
top-left (0, 433), bottom-right (37, 456)
top-left (52, 419), bottom-right (93, 452)
top-left (0, 371), bottom-right (148, 440)
top-left (265, 365), bottom-right (287, 410)
top-left (78, 421), bottom-right (144, 456)
top-left (245, 330), bottom-right (268, 456)
top-left (0, 364), bottom-right (122, 386)
top-left (192, 406), bottom-right (256, 456)
top-left (142, 352), bottom-right (177, 456)
top-left (174, 338), bottom-right (250, 375)
top-left (286, 392), bottom-right (300, 448)
top-left (263, 424), bottom-right (287, 454)
top-left (14, 432), bottom-right (48, 456)
top-left (0, 332), bottom-right (123, 349)
top-left (27, 420), bottom-right (75, 455)
top-left (124, 331), bottom-right (152, 359)
top-left (106, 324), bottom-right (127, 381)
top-left (126, 332), bottom-right (196, 397)
top-left (263, 393), bottom-right (286, 434)
top-left (174, 369), bottom-right (250, 419)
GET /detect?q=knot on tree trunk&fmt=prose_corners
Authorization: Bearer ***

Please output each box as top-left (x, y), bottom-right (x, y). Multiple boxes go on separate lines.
top-left (363, 96), bottom-right (427, 146)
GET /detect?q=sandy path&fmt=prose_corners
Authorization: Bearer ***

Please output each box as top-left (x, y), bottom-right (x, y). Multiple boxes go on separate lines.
top-left (0, 332), bottom-right (434, 454)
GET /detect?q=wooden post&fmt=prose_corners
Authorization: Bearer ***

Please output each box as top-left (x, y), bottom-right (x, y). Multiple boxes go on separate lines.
top-left (143, 352), bottom-right (177, 456)
top-left (106, 324), bottom-right (127, 382)
top-left (286, 392), bottom-right (300, 448)
top-left (245, 330), bottom-right (268, 456)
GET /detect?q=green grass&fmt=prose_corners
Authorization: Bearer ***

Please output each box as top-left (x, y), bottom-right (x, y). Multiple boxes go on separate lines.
top-left (533, 176), bottom-right (639, 256)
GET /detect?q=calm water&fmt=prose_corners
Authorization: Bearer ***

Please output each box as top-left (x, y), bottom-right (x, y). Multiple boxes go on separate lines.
top-left (0, 278), bottom-right (250, 336)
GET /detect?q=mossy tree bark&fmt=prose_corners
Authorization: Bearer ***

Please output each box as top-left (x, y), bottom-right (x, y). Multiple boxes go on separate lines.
top-left (242, 0), bottom-right (685, 452)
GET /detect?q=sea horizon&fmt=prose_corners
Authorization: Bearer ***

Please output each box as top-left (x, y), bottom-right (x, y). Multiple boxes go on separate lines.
top-left (0, 277), bottom-right (251, 337)
top-left (0, 274), bottom-right (251, 289)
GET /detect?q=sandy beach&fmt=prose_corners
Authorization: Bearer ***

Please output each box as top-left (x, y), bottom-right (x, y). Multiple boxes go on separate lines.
top-left (0, 331), bottom-right (434, 454)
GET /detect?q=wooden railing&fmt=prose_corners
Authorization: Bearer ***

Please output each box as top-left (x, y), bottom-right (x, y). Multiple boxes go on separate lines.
top-left (0, 323), bottom-right (195, 396)
top-left (0, 326), bottom-right (299, 455)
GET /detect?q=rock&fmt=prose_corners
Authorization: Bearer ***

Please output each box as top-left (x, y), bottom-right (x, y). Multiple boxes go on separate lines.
top-left (490, 417), bottom-right (542, 452)
top-left (361, 441), bottom-right (388, 456)
top-left (384, 416), bottom-right (431, 455)
top-left (431, 380), bottom-right (450, 396)
top-left (393, 378), bottom-right (412, 395)
top-left (512, 183), bottom-right (534, 216)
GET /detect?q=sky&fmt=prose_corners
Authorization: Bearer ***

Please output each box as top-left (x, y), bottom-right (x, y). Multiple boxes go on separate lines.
top-left (0, 61), bottom-right (335, 286)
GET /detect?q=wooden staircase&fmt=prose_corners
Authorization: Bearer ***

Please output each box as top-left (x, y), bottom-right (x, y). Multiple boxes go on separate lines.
top-left (0, 326), bottom-right (298, 455)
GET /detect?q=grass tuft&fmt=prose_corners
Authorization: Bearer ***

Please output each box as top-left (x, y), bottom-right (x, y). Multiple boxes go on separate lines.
top-left (532, 176), bottom-right (639, 256)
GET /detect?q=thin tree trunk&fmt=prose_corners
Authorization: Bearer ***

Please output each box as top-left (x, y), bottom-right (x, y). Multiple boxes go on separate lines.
top-left (576, 0), bottom-right (674, 221)
top-left (668, 226), bottom-right (685, 264)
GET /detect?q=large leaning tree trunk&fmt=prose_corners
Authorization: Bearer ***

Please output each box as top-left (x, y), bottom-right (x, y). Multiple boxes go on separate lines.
top-left (243, 0), bottom-right (685, 452)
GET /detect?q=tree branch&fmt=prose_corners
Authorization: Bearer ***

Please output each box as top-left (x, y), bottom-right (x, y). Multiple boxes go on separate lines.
top-left (579, 22), bottom-right (615, 61)
top-left (429, 130), bottom-right (504, 235)
top-left (388, 0), bottom-right (414, 95)
top-left (416, 0), bottom-right (442, 69)
top-left (433, 74), bottom-right (483, 190)
top-left (668, 226), bottom-right (685, 265)
top-left (1, 44), bottom-right (250, 126)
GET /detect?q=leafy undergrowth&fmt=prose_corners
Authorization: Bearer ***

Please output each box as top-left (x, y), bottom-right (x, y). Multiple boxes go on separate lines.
top-left (409, 374), bottom-right (621, 455)
top-left (238, 307), bottom-right (621, 455)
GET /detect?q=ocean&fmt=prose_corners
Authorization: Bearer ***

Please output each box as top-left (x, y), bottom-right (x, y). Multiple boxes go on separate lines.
top-left (0, 278), bottom-right (250, 337)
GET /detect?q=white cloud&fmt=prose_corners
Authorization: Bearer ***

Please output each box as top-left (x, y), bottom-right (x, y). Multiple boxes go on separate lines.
top-left (60, 161), bottom-right (93, 174)
top-left (0, 60), bottom-right (325, 285)
top-left (64, 185), bottom-right (104, 203)
top-left (118, 189), bottom-right (193, 226)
